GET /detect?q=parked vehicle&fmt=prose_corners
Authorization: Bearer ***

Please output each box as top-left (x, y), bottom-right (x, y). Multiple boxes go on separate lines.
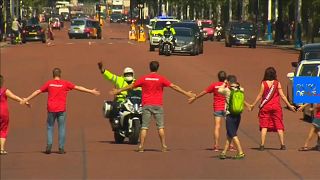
top-left (172, 21), bottom-right (204, 54)
top-left (173, 27), bottom-right (199, 55)
top-left (103, 90), bottom-right (142, 144)
top-left (286, 60), bottom-right (320, 121)
top-left (225, 21), bottom-right (257, 48)
top-left (68, 18), bottom-right (100, 39)
top-left (198, 20), bottom-right (214, 41)
top-left (21, 24), bottom-right (46, 43)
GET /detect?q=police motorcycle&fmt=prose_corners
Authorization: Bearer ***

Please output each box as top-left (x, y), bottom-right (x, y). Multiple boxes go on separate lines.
top-left (103, 90), bottom-right (142, 144)
top-left (159, 31), bottom-right (175, 56)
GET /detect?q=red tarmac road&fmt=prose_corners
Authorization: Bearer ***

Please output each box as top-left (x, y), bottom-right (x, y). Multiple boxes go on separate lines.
top-left (1, 21), bottom-right (319, 179)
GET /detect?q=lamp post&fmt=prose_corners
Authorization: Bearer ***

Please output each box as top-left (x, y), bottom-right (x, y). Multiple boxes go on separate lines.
top-left (138, 3), bottom-right (143, 26)
top-left (295, 0), bottom-right (302, 48)
top-left (267, 0), bottom-right (272, 41)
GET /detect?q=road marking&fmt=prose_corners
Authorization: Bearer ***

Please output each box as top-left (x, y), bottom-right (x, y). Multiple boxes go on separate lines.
top-left (66, 42), bottom-right (74, 45)
top-left (108, 42), bottom-right (113, 45)
top-left (128, 41), bottom-right (135, 45)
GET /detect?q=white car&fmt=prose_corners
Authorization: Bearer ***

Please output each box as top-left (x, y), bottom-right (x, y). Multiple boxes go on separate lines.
top-left (287, 60), bottom-right (320, 121)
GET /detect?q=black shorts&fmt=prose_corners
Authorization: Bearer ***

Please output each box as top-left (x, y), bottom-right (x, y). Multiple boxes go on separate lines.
top-left (226, 114), bottom-right (241, 138)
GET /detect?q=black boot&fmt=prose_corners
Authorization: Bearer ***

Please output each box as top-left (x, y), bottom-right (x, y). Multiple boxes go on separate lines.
top-left (45, 144), bottom-right (52, 154)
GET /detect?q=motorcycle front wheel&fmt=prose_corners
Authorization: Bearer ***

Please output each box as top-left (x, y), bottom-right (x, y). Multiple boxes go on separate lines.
top-left (114, 132), bottom-right (125, 144)
top-left (128, 120), bottom-right (141, 144)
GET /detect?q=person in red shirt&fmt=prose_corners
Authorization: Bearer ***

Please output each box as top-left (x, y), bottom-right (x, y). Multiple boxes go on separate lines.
top-left (0, 75), bottom-right (30, 155)
top-left (23, 68), bottom-right (100, 154)
top-left (111, 61), bottom-right (195, 152)
top-left (298, 104), bottom-right (320, 151)
top-left (189, 71), bottom-right (235, 151)
top-left (251, 67), bottom-right (295, 151)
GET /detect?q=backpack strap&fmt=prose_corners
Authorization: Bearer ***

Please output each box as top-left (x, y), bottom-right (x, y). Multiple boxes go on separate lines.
top-left (259, 81), bottom-right (278, 109)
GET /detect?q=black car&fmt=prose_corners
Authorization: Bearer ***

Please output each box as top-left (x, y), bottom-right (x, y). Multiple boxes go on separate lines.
top-left (173, 27), bottom-right (198, 55)
top-left (110, 14), bottom-right (124, 23)
top-left (21, 24), bottom-right (46, 43)
top-left (172, 22), bottom-right (204, 54)
top-left (298, 43), bottom-right (320, 62)
top-left (225, 21), bottom-right (257, 48)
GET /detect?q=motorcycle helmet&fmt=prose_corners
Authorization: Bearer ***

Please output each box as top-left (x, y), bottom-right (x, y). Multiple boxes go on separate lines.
top-left (165, 21), bottom-right (171, 29)
top-left (123, 67), bottom-right (134, 82)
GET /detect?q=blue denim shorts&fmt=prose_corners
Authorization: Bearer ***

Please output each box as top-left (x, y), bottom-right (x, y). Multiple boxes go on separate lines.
top-left (213, 111), bottom-right (226, 117)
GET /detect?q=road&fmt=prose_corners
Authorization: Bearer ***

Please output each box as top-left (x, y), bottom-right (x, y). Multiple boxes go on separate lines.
top-left (1, 21), bottom-right (319, 179)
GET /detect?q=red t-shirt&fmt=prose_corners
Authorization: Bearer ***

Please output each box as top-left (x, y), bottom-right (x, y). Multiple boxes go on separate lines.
top-left (205, 81), bottom-right (226, 111)
top-left (40, 79), bottom-right (75, 112)
top-left (0, 87), bottom-right (9, 117)
top-left (133, 73), bottom-right (171, 106)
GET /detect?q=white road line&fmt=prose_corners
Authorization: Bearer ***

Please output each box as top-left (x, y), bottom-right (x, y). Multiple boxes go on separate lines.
top-left (66, 42), bottom-right (74, 45)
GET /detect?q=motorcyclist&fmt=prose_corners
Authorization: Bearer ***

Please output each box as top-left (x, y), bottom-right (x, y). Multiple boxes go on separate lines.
top-left (215, 23), bottom-right (223, 41)
top-left (215, 23), bottom-right (223, 32)
top-left (162, 21), bottom-right (176, 35)
top-left (98, 62), bottom-right (140, 129)
top-left (160, 21), bottom-right (176, 49)
top-left (11, 18), bottom-right (21, 40)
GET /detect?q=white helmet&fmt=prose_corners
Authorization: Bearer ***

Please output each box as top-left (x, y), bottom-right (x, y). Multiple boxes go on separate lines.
top-left (166, 21), bottom-right (171, 28)
top-left (123, 67), bottom-right (134, 82)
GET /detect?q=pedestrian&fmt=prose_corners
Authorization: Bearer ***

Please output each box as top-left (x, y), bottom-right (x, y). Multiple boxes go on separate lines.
top-left (111, 61), bottom-right (195, 152)
top-left (298, 104), bottom-right (320, 151)
top-left (0, 75), bottom-right (30, 155)
top-left (250, 67), bottom-right (296, 151)
top-left (46, 21), bottom-right (54, 46)
top-left (22, 68), bottom-right (100, 154)
top-left (215, 75), bottom-right (250, 159)
top-left (189, 71), bottom-right (236, 152)
top-left (290, 21), bottom-right (295, 40)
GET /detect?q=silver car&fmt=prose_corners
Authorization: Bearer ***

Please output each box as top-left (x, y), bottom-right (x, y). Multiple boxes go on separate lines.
top-left (68, 18), bottom-right (93, 39)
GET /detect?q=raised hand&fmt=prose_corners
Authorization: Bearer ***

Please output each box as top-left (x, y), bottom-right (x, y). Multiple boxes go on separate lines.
top-left (97, 61), bottom-right (104, 73)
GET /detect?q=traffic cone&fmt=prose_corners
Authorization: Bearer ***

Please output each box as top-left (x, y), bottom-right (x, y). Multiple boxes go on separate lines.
top-left (137, 26), bottom-right (146, 42)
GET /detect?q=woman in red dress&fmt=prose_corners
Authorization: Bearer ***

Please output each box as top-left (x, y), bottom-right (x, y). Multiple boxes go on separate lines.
top-left (0, 75), bottom-right (28, 155)
top-left (251, 67), bottom-right (295, 151)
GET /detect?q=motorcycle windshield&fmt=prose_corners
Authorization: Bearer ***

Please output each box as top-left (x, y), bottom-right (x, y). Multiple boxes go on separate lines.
top-left (127, 90), bottom-right (142, 104)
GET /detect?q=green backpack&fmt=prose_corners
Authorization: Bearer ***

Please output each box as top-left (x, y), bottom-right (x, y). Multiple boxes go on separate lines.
top-left (228, 88), bottom-right (245, 115)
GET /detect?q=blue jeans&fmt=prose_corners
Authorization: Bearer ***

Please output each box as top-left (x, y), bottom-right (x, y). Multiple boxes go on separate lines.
top-left (47, 112), bottom-right (66, 149)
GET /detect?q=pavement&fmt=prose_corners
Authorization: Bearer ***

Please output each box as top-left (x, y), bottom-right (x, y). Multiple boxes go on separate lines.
top-left (1, 22), bottom-right (320, 179)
